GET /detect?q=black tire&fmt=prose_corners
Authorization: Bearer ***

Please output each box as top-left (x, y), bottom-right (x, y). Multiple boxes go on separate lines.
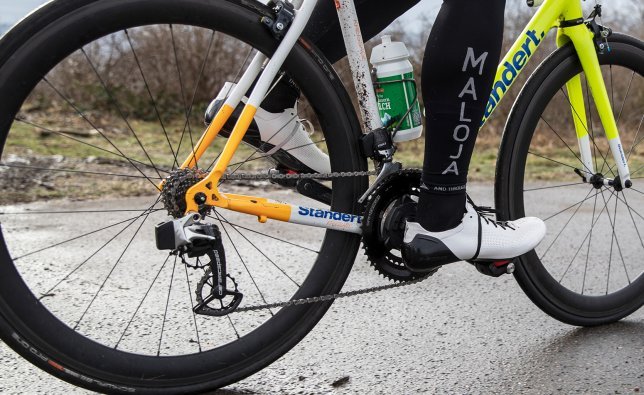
top-left (496, 34), bottom-right (644, 326)
top-left (0, 0), bottom-right (367, 393)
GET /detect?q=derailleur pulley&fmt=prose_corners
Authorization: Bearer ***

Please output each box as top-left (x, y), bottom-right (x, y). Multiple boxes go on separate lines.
top-left (155, 214), bottom-right (243, 316)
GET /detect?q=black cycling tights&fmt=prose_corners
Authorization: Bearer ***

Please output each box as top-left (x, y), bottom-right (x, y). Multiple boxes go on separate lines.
top-left (274, 0), bottom-right (506, 232)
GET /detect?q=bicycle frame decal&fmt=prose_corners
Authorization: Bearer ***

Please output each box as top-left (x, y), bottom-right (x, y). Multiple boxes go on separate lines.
top-left (292, 206), bottom-right (363, 233)
top-left (177, 0), bottom-right (630, 232)
top-left (481, 29), bottom-right (546, 126)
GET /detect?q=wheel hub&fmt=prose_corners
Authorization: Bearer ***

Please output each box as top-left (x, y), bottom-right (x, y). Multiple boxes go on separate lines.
top-left (586, 172), bottom-right (632, 192)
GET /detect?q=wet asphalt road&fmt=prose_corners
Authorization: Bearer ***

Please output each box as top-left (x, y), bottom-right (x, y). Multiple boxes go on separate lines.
top-left (0, 185), bottom-right (642, 394)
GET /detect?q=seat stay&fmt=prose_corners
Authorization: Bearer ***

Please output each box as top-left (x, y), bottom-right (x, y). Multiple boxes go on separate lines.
top-left (182, 0), bottom-right (320, 215)
top-left (180, 52), bottom-right (267, 169)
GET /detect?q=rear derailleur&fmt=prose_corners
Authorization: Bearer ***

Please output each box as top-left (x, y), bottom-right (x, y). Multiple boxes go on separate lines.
top-left (155, 213), bottom-right (243, 316)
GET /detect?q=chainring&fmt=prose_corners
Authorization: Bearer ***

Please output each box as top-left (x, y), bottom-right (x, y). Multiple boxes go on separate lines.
top-left (361, 169), bottom-right (426, 282)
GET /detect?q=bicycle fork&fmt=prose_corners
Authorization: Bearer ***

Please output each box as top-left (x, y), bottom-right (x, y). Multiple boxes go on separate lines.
top-left (557, 8), bottom-right (631, 189)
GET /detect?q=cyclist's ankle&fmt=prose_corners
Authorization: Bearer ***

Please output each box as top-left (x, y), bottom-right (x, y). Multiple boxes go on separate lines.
top-left (416, 182), bottom-right (467, 231)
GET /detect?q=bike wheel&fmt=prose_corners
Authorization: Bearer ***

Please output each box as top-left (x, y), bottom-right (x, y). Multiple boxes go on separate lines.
top-left (496, 34), bottom-right (644, 326)
top-left (0, 0), bottom-right (367, 392)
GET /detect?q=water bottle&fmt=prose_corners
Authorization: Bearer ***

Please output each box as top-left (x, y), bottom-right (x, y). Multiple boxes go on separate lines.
top-left (370, 35), bottom-right (423, 142)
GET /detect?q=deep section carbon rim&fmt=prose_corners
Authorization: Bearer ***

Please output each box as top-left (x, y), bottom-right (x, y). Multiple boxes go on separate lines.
top-left (0, 0), bottom-right (365, 391)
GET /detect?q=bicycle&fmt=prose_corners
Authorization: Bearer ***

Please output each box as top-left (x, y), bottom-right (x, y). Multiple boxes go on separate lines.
top-left (0, 0), bottom-right (641, 392)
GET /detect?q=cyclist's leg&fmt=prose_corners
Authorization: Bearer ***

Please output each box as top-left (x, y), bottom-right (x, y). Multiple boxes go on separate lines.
top-left (418, 0), bottom-right (505, 231)
top-left (403, 0), bottom-right (546, 271)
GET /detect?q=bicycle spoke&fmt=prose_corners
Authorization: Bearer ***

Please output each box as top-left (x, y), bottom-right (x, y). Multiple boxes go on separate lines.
top-left (73, 205), bottom-right (156, 331)
top-left (211, 211), bottom-right (300, 287)
top-left (225, 313), bottom-right (241, 340)
top-left (213, 216), bottom-right (318, 253)
top-left (39, 202), bottom-right (161, 298)
top-left (558, 189), bottom-right (614, 283)
top-left (615, 70), bottom-right (635, 128)
top-left (542, 188), bottom-right (603, 222)
top-left (539, 186), bottom-right (595, 262)
top-left (216, 213), bottom-right (273, 316)
top-left (621, 192), bottom-right (644, 253)
top-left (626, 114), bottom-right (644, 162)
top-left (627, 187), bottom-right (644, 196)
top-left (222, 139), bottom-right (327, 172)
top-left (0, 163), bottom-right (161, 180)
top-left (13, 118), bottom-right (171, 174)
top-left (183, 263), bottom-right (202, 353)
top-left (527, 150), bottom-right (579, 171)
top-left (0, 208), bottom-right (159, 215)
top-left (158, 255), bottom-right (178, 356)
top-left (115, 254), bottom-right (171, 349)
top-left (169, 25), bottom-right (186, 169)
top-left (607, 189), bottom-right (644, 223)
top-left (533, 115), bottom-right (593, 175)
top-left (81, 48), bottom-right (163, 180)
top-left (41, 77), bottom-right (161, 190)
top-left (218, 113), bottom-right (299, 184)
top-left (173, 27), bottom-right (218, 170)
top-left (524, 181), bottom-right (586, 192)
top-left (581, 191), bottom-right (598, 295)
top-left (599, 189), bottom-right (631, 286)
top-left (123, 29), bottom-right (179, 170)
top-left (13, 204), bottom-right (162, 260)
top-left (600, 189), bottom-right (631, 290)
top-left (555, 87), bottom-right (613, 176)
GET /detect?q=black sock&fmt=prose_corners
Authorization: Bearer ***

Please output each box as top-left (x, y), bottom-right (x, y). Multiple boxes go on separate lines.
top-left (417, 184), bottom-right (466, 232)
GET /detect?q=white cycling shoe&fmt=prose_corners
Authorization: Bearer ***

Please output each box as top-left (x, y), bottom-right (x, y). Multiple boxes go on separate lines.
top-left (205, 82), bottom-right (331, 174)
top-left (402, 198), bottom-right (546, 273)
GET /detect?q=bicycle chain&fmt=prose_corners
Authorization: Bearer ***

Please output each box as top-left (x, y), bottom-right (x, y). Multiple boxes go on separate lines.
top-left (219, 169), bottom-right (377, 181)
top-left (212, 168), bottom-right (433, 313)
top-left (234, 273), bottom-right (432, 313)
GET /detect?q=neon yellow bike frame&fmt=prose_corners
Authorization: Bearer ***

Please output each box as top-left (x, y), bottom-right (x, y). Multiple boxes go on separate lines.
top-left (176, 0), bottom-right (628, 233)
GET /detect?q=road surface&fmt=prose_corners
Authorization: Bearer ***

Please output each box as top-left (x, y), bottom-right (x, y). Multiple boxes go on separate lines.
top-left (0, 185), bottom-right (642, 394)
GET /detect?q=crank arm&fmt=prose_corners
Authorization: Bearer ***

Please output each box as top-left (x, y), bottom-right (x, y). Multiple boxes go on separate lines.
top-left (296, 179), bottom-right (332, 206)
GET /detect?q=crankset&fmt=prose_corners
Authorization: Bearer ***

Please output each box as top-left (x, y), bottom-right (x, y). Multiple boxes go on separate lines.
top-left (155, 214), bottom-right (243, 316)
top-left (361, 169), bottom-right (430, 282)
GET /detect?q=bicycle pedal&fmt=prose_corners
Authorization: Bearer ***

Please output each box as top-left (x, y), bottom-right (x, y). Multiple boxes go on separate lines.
top-left (468, 259), bottom-right (515, 277)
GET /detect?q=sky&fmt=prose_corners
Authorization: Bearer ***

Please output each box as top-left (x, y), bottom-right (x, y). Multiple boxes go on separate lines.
top-left (0, 0), bottom-right (50, 26)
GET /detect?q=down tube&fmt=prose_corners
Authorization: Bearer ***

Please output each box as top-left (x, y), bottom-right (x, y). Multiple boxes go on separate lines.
top-left (480, 0), bottom-right (564, 127)
top-left (290, 205), bottom-right (363, 234)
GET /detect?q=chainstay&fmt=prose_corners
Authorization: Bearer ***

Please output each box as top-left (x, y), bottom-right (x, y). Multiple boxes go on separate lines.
top-left (216, 168), bottom-right (412, 313)
top-left (233, 272), bottom-right (434, 313)
top-left (220, 170), bottom-right (377, 181)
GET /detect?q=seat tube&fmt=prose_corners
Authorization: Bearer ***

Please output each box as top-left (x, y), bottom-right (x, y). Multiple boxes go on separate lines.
top-left (335, 0), bottom-right (383, 131)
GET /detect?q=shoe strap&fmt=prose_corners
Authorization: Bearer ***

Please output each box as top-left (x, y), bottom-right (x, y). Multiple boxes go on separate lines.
top-left (472, 212), bottom-right (482, 260)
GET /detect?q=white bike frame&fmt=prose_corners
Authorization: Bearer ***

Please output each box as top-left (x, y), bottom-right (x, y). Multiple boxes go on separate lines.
top-left (181, 0), bottom-right (630, 234)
